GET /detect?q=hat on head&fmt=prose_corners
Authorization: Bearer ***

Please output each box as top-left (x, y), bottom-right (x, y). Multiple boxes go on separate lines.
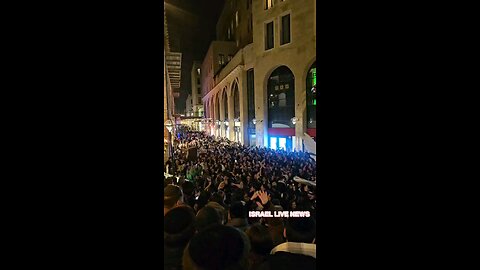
top-left (164, 206), bottom-right (196, 247)
top-left (185, 225), bottom-right (250, 270)
top-left (164, 184), bottom-right (182, 199)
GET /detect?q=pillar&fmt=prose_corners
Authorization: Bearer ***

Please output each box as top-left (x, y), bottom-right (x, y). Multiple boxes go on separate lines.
top-left (239, 70), bottom-right (248, 145)
top-left (254, 70), bottom-right (268, 148)
top-left (294, 69), bottom-right (307, 151)
top-left (220, 91), bottom-right (226, 138)
top-left (228, 86), bottom-right (235, 141)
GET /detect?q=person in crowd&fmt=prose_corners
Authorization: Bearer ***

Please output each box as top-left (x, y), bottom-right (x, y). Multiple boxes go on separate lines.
top-left (164, 206), bottom-right (196, 270)
top-left (206, 200), bottom-right (227, 225)
top-left (164, 184), bottom-right (183, 216)
top-left (226, 201), bottom-right (249, 232)
top-left (245, 224), bottom-right (274, 270)
top-left (182, 225), bottom-right (251, 270)
top-left (264, 205), bottom-right (286, 247)
top-left (195, 206), bottom-right (223, 232)
top-left (257, 216), bottom-right (316, 270)
top-left (163, 129), bottom-right (317, 236)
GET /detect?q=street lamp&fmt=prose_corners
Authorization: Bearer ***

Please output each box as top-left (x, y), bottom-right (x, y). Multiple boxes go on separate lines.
top-left (291, 117), bottom-right (298, 125)
top-left (252, 118), bottom-right (263, 125)
top-left (165, 119), bottom-right (173, 132)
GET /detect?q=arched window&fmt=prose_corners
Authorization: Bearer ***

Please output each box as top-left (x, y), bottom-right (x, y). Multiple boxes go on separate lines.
top-left (216, 95), bottom-right (220, 122)
top-left (233, 82), bottom-right (240, 119)
top-left (267, 66), bottom-right (295, 128)
top-left (306, 62), bottom-right (316, 129)
top-left (223, 90), bottom-right (228, 122)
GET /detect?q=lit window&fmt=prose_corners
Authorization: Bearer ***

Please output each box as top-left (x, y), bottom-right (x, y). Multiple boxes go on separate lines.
top-left (270, 137), bottom-right (277, 150)
top-left (279, 138), bottom-right (286, 151)
top-left (265, 0), bottom-right (274, 10)
top-left (218, 54), bottom-right (225, 65)
top-left (197, 68), bottom-right (200, 75)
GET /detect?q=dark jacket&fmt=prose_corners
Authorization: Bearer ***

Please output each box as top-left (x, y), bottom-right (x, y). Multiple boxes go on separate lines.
top-left (257, 251), bottom-right (316, 270)
top-left (226, 218), bottom-right (249, 232)
top-left (164, 245), bottom-right (186, 270)
top-left (267, 225), bottom-right (285, 247)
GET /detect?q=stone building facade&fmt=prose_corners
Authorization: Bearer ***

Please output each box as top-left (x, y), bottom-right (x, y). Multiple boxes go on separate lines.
top-left (190, 61), bottom-right (203, 117)
top-left (202, 0), bottom-right (316, 153)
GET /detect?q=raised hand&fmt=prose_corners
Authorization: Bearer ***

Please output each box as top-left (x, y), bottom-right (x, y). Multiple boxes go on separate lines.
top-left (258, 190), bottom-right (269, 205)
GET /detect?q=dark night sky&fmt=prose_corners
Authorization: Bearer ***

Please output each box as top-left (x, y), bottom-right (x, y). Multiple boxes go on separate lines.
top-left (165, 0), bottom-right (225, 114)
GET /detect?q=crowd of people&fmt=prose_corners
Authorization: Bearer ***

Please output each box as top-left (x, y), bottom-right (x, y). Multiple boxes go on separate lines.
top-left (164, 130), bottom-right (317, 270)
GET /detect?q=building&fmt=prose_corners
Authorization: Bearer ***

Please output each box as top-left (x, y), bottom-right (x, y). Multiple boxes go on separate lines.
top-left (164, 6), bottom-right (182, 161)
top-left (202, 0), bottom-right (316, 154)
top-left (190, 61), bottom-right (203, 118)
top-left (216, 0), bottom-right (253, 49)
top-left (186, 94), bottom-right (193, 116)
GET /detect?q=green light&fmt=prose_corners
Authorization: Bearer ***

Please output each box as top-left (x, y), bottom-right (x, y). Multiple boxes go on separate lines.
top-left (313, 99), bottom-right (316, 105)
top-left (311, 68), bottom-right (316, 87)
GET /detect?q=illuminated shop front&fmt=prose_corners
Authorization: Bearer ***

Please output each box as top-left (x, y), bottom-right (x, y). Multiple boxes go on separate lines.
top-left (306, 62), bottom-right (317, 142)
top-left (267, 66), bottom-right (295, 151)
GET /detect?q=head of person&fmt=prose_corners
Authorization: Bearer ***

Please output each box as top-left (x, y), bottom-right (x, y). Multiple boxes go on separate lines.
top-left (210, 191), bottom-right (225, 205)
top-left (246, 224), bottom-right (274, 256)
top-left (264, 205), bottom-right (284, 227)
top-left (229, 201), bottom-right (247, 220)
top-left (195, 206), bottom-right (222, 232)
top-left (284, 216), bottom-right (316, 244)
top-left (271, 199), bottom-right (281, 206)
top-left (206, 201), bottom-right (226, 224)
top-left (183, 225), bottom-right (250, 270)
top-left (164, 206), bottom-right (196, 248)
top-left (291, 201), bottom-right (297, 210)
top-left (164, 184), bottom-right (183, 212)
top-left (182, 180), bottom-right (195, 197)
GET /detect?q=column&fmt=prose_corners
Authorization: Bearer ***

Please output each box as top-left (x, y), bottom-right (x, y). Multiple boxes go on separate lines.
top-left (228, 87), bottom-right (235, 141)
top-left (254, 70), bottom-right (267, 148)
top-left (238, 70), bottom-right (248, 145)
top-left (294, 69), bottom-right (307, 151)
top-left (219, 92), bottom-right (226, 138)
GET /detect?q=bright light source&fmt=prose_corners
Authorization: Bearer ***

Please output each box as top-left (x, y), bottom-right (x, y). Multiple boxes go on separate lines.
top-left (291, 117), bottom-right (298, 125)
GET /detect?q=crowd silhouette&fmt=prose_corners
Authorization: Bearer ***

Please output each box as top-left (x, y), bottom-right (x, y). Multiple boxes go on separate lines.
top-left (164, 130), bottom-right (316, 270)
